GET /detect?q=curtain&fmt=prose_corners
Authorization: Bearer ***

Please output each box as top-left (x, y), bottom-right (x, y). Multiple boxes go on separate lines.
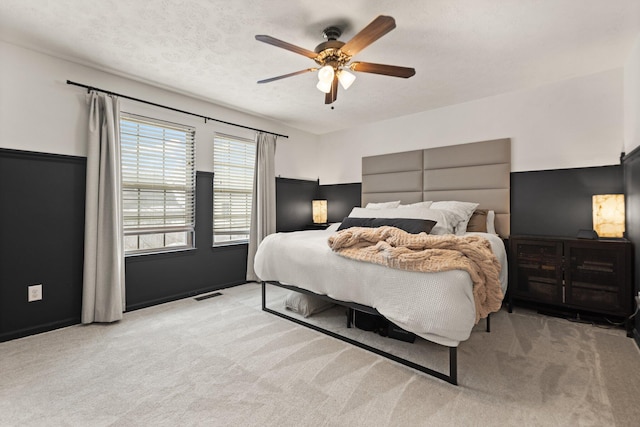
top-left (246, 132), bottom-right (277, 281)
top-left (82, 91), bottom-right (125, 323)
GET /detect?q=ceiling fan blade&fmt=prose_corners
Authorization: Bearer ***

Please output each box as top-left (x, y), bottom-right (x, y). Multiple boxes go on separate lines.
top-left (325, 76), bottom-right (338, 104)
top-left (255, 35), bottom-right (318, 59)
top-left (257, 68), bottom-right (316, 84)
top-left (350, 62), bottom-right (416, 78)
top-left (340, 15), bottom-right (396, 57)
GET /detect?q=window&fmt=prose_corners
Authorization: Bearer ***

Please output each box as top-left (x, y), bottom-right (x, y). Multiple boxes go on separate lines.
top-left (213, 133), bottom-right (255, 244)
top-left (120, 113), bottom-right (196, 254)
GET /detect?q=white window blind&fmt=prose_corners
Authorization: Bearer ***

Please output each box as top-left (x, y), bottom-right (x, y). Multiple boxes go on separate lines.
top-left (120, 113), bottom-right (196, 254)
top-left (213, 133), bottom-right (255, 244)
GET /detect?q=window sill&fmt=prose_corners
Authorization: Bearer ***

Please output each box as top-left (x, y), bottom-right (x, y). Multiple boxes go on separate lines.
top-left (125, 247), bottom-right (197, 259)
top-left (212, 241), bottom-right (249, 249)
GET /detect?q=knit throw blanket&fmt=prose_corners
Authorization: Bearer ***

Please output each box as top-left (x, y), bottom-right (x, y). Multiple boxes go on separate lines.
top-left (327, 226), bottom-right (503, 323)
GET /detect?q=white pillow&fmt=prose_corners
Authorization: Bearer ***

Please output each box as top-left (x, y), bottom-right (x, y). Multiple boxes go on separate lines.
top-left (430, 201), bottom-right (479, 235)
top-left (326, 222), bottom-right (341, 232)
top-left (398, 201), bottom-right (433, 209)
top-left (455, 218), bottom-right (473, 235)
top-left (350, 206), bottom-right (421, 218)
top-left (426, 209), bottom-right (459, 235)
top-left (431, 201), bottom-right (479, 223)
top-left (284, 292), bottom-right (334, 318)
top-left (365, 200), bottom-right (401, 209)
top-left (348, 207), bottom-right (456, 234)
top-left (487, 210), bottom-right (497, 235)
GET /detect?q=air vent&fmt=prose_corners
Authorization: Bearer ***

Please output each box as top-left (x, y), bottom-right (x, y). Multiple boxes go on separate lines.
top-left (194, 292), bottom-right (222, 301)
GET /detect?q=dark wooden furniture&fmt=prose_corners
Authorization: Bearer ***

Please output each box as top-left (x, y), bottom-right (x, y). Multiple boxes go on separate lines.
top-left (304, 223), bottom-right (330, 230)
top-left (509, 235), bottom-right (633, 336)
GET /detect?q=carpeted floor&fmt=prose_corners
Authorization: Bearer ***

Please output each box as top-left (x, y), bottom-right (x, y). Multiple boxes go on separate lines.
top-left (1, 283), bottom-right (639, 426)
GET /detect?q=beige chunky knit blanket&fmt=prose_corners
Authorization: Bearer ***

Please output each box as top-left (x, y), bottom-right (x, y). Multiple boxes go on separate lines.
top-left (328, 226), bottom-right (503, 323)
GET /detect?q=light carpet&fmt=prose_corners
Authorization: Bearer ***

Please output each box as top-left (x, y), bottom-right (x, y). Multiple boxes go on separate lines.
top-left (1, 283), bottom-right (639, 426)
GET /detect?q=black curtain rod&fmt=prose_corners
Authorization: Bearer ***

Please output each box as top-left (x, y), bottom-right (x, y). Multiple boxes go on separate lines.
top-left (66, 80), bottom-right (289, 139)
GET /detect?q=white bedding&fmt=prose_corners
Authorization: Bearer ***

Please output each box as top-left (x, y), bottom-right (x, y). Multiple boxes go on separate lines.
top-left (254, 230), bottom-right (508, 347)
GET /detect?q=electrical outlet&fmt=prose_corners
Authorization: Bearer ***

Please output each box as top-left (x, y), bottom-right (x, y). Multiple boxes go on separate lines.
top-left (28, 284), bottom-right (42, 302)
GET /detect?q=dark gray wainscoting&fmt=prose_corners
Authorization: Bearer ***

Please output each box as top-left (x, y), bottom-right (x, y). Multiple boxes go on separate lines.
top-left (511, 165), bottom-right (623, 237)
top-left (623, 147), bottom-right (640, 346)
top-left (0, 149), bottom-right (86, 341)
top-left (275, 178), bottom-right (319, 232)
top-left (279, 166), bottom-right (624, 237)
top-left (125, 172), bottom-right (248, 311)
top-left (125, 172), bottom-right (248, 310)
top-left (0, 149), bottom-right (247, 341)
top-left (1, 149), bottom-right (626, 342)
top-left (275, 177), bottom-right (362, 230)
top-left (319, 182), bottom-right (362, 223)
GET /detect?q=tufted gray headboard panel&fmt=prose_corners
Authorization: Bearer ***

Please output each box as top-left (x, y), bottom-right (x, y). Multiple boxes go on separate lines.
top-left (361, 138), bottom-right (511, 237)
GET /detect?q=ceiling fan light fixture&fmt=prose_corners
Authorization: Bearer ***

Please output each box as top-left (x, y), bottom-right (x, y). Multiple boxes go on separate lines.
top-left (317, 65), bottom-right (335, 83)
top-left (256, 15), bottom-right (415, 104)
top-left (316, 80), bottom-right (332, 93)
top-left (337, 69), bottom-right (356, 90)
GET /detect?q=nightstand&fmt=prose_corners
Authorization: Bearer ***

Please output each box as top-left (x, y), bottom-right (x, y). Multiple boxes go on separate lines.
top-left (509, 235), bottom-right (633, 336)
top-left (304, 223), bottom-right (330, 230)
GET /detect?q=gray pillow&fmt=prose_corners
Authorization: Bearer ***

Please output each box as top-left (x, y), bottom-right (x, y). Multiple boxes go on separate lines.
top-left (337, 217), bottom-right (437, 234)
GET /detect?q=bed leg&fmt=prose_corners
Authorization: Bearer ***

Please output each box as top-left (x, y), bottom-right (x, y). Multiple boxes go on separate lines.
top-left (449, 347), bottom-right (458, 386)
top-left (261, 281), bottom-right (266, 310)
top-left (486, 313), bottom-right (491, 333)
top-left (347, 307), bottom-right (353, 328)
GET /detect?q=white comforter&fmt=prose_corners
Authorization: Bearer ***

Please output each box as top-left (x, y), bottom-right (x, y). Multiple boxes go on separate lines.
top-left (254, 230), bottom-right (508, 347)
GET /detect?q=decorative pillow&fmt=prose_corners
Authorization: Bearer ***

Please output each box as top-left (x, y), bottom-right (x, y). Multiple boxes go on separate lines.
top-left (348, 207), bottom-right (456, 234)
top-left (398, 201), bottom-right (433, 209)
top-left (325, 222), bottom-right (341, 232)
top-left (365, 200), bottom-right (401, 209)
top-left (337, 217), bottom-right (437, 234)
top-left (284, 291), bottom-right (334, 318)
top-left (465, 209), bottom-right (488, 233)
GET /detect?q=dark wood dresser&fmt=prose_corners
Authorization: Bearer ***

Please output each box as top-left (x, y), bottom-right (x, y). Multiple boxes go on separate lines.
top-left (509, 235), bottom-right (634, 336)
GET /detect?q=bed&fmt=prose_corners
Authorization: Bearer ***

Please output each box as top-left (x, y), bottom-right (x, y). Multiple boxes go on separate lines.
top-left (254, 138), bottom-right (511, 384)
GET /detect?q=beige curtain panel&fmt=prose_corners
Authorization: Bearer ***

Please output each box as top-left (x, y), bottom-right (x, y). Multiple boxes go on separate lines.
top-left (82, 91), bottom-right (125, 323)
top-left (247, 132), bottom-right (277, 281)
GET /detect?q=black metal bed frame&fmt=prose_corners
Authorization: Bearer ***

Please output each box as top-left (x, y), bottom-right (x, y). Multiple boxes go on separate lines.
top-left (261, 280), bottom-right (491, 386)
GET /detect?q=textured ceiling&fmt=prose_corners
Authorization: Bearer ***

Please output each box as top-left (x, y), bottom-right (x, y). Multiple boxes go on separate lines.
top-left (1, 0), bottom-right (639, 135)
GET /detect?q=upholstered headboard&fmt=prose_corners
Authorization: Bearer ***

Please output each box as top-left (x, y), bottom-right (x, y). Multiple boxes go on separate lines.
top-left (361, 138), bottom-right (511, 237)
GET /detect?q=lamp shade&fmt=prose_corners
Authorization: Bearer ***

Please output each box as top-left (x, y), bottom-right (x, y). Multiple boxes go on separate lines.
top-left (312, 200), bottom-right (327, 224)
top-left (317, 65), bottom-right (334, 83)
top-left (337, 69), bottom-right (356, 90)
top-left (592, 194), bottom-right (625, 238)
top-left (316, 80), bottom-right (332, 93)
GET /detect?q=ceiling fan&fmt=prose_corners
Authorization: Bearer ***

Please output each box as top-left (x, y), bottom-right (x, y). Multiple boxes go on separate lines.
top-left (256, 15), bottom-right (416, 105)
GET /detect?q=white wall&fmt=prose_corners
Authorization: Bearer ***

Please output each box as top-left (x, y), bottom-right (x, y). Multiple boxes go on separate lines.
top-left (316, 69), bottom-right (625, 184)
top-left (0, 41), bottom-right (320, 179)
top-left (625, 34), bottom-right (640, 154)
top-left (2, 39), bottom-right (633, 186)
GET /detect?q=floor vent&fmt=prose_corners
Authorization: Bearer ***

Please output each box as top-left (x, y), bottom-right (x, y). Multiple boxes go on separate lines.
top-left (194, 292), bottom-right (222, 301)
